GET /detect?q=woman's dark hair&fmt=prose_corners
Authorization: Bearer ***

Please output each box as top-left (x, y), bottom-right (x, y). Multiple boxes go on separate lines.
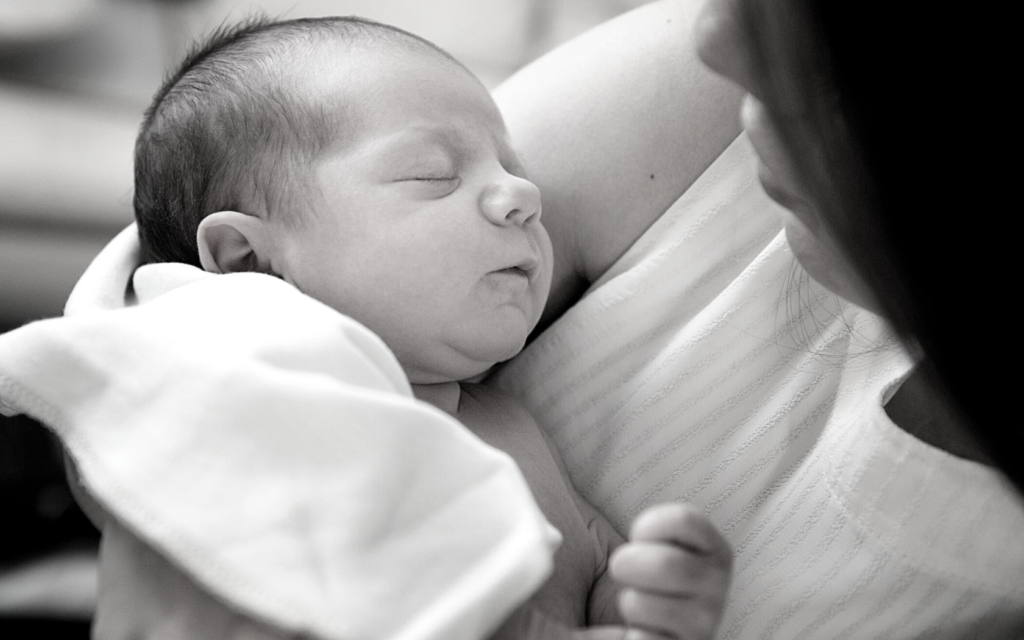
top-left (740, 0), bottom-right (1019, 490)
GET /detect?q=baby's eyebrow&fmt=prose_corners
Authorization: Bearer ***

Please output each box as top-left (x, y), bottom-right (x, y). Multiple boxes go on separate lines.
top-left (374, 127), bottom-right (459, 158)
top-left (374, 124), bottom-right (516, 171)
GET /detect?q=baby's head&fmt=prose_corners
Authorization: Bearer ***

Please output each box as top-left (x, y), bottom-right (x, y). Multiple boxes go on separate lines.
top-left (135, 16), bottom-right (552, 384)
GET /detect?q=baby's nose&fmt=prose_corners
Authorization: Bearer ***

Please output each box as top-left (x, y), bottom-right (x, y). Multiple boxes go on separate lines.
top-left (480, 175), bottom-right (541, 226)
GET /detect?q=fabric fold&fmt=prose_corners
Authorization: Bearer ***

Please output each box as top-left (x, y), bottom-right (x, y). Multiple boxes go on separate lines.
top-left (0, 230), bottom-right (558, 640)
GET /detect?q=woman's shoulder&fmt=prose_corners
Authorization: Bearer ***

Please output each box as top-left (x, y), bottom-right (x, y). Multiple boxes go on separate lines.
top-left (493, 0), bottom-right (744, 327)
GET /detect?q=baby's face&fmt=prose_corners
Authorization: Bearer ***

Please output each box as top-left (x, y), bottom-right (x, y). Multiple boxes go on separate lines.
top-left (275, 46), bottom-right (553, 384)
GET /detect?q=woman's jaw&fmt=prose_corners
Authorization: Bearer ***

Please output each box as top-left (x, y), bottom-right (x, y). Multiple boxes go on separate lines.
top-left (746, 126), bottom-right (877, 312)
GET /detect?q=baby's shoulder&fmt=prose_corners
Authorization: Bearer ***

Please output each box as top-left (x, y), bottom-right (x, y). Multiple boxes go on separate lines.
top-left (455, 382), bottom-right (543, 444)
top-left (456, 383), bottom-right (570, 499)
top-left (457, 384), bottom-right (623, 626)
top-left (455, 382), bottom-right (598, 540)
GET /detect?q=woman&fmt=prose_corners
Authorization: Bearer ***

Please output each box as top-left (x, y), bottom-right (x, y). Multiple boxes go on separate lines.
top-left (490, 0), bottom-right (1024, 637)
top-left (693, 0), bottom-right (1016, 488)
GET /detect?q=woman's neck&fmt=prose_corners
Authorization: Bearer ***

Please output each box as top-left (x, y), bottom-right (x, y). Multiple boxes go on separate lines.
top-left (411, 381), bottom-right (462, 417)
top-left (884, 368), bottom-right (994, 466)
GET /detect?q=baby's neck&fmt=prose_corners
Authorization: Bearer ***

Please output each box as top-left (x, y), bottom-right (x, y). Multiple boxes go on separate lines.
top-left (411, 381), bottom-right (462, 417)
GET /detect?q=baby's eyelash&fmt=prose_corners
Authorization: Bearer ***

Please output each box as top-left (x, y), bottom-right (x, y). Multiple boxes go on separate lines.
top-left (399, 175), bottom-right (460, 197)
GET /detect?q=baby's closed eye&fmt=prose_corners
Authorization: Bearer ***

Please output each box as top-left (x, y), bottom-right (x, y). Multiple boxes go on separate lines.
top-left (396, 174), bottom-right (460, 197)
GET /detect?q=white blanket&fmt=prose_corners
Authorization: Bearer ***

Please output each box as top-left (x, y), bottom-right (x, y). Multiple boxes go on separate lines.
top-left (0, 225), bottom-right (559, 640)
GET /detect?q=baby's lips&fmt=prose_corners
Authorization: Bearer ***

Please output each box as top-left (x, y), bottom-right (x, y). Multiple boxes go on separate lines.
top-left (516, 254), bottom-right (540, 276)
top-left (494, 243), bottom-right (541, 277)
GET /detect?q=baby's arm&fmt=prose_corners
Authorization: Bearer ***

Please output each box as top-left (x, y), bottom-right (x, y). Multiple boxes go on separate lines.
top-left (529, 421), bottom-right (730, 639)
top-left (494, 500), bottom-right (732, 640)
top-left (609, 504), bottom-right (732, 640)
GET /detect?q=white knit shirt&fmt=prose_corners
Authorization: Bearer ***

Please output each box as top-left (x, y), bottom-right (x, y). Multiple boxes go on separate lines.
top-left (491, 135), bottom-right (1024, 639)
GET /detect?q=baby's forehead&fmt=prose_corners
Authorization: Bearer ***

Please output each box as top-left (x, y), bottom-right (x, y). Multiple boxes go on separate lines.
top-left (303, 51), bottom-right (507, 151)
top-left (299, 37), bottom-right (470, 93)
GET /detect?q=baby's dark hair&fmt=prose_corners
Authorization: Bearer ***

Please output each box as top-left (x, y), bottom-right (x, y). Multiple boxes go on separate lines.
top-left (134, 15), bottom-right (463, 266)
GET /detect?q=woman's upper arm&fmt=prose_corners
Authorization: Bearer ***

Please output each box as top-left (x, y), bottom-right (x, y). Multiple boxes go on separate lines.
top-left (494, 0), bottom-right (743, 324)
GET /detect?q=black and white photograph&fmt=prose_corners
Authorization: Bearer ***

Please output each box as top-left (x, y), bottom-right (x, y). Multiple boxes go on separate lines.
top-left (1, 1), bottom-right (1019, 638)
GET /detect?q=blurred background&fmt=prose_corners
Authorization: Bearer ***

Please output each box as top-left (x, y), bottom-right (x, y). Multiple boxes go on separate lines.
top-left (0, 0), bottom-right (647, 636)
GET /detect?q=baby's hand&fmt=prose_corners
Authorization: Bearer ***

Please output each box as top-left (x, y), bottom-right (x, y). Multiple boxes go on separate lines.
top-left (609, 503), bottom-right (732, 640)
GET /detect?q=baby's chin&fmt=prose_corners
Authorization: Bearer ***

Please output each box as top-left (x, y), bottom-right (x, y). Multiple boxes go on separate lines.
top-left (404, 336), bottom-right (528, 385)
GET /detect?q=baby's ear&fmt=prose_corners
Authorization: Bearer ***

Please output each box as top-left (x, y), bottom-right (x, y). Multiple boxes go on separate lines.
top-left (196, 211), bottom-right (270, 274)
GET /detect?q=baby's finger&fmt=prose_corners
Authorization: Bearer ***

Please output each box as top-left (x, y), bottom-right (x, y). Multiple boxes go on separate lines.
top-left (618, 587), bottom-right (721, 640)
top-left (629, 503), bottom-right (731, 559)
top-left (609, 541), bottom-right (729, 597)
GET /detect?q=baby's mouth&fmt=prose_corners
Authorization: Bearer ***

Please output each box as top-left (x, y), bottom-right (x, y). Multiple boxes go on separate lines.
top-left (495, 252), bottom-right (537, 276)
top-left (493, 266), bottom-right (530, 279)
top-left (485, 262), bottom-right (534, 292)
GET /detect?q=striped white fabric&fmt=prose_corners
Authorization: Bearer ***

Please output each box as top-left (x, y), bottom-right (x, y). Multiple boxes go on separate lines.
top-left (491, 135), bottom-right (1024, 639)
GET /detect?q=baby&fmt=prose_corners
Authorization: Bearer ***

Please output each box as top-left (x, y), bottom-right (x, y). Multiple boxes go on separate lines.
top-left (134, 16), bottom-right (731, 639)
